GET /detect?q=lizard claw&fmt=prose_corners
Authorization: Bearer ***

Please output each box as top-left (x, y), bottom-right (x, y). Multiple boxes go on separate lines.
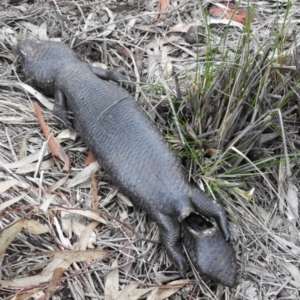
top-left (121, 81), bottom-right (135, 93)
top-left (53, 107), bottom-right (74, 129)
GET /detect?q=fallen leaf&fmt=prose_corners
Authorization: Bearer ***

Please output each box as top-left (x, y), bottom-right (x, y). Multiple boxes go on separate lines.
top-left (161, 43), bottom-right (172, 78)
top-left (116, 283), bottom-right (138, 300)
top-left (3, 150), bottom-right (49, 170)
top-left (1, 249), bottom-right (108, 289)
top-left (0, 192), bottom-right (27, 211)
top-left (23, 219), bottom-right (50, 235)
top-left (167, 22), bottom-right (202, 34)
top-left (105, 259), bottom-right (119, 300)
top-left (281, 261), bottom-right (300, 287)
top-left (286, 182), bottom-right (299, 220)
top-left (74, 220), bottom-right (98, 250)
top-left (0, 258), bottom-right (71, 288)
top-left (38, 21), bottom-right (48, 41)
top-left (37, 249), bottom-right (107, 262)
top-left (40, 194), bottom-right (56, 213)
top-left (19, 133), bottom-right (28, 159)
top-left (117, 46), bottom-right (135, 60)
top-left (10, 289), bottom-right (45, 300)
top-left (18, 82), bottom-right (53, 110)
top-left (56, 128), bottom-right (77, 142)
top-left (48, 174), bottom-right (69, 191)
top-left (66, 161), bottom-right (100, 188)
top-left (0, 220), bottom-right (24, 272)
top-left (117, 283), bottom-right (153, 300)
top-left (16, 160), bottom-right (52, 175)
top-left (45, 267), bottom-right (65, 298)
top-left (117, 193), bottom-right (133, 207)
top-left (0, 219), bottom-right (49, 277)
top-left (19, 21), bottom-right (40, 36)
top-left (33, 102), bottom-right (70, 172)
top-left (0, 179), bottom-right (19, 194)
top-left (209, 3), bottom-right (256, 24)
top-left (154, 0), bottom-right (169, 21)
top-left (54, 206), bottom-right (106, 224)
top-left (156, 280), bottom-right (189, 300)
top-left (99, 7), bottom-right (116, 37)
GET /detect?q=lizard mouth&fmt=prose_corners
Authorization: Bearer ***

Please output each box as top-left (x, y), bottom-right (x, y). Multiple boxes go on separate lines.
top-left (178, 206), bottom-right (194, 222)
top-left (183, 213), bottom-right (214, 235)
top-left (181, 213), bottom-right (237, 287)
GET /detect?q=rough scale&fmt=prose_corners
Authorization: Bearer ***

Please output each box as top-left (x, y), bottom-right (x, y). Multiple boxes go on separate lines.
top-left (17, 39), bottom-right (237, 286)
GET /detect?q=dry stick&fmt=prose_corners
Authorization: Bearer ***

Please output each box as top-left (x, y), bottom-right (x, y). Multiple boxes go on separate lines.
top-left (32, 102), bottom-right (70, 172)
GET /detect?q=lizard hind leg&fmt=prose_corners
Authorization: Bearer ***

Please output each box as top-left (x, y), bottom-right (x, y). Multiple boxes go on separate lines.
top-left (190, 187), bottom-right (235, 243)
top-left (154, 212), bottom-right (188, 277)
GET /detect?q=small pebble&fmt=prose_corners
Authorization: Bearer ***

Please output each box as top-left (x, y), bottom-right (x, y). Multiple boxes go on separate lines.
top-left (185, 26), bottom-right (206, 44)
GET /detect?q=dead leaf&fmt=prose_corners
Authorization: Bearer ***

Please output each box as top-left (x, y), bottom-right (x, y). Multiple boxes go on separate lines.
top-left (75, 221), bottom-right (98, 250)
top-left (33, 102), bottom-right (70, 172)
top-left (0, 179), bottom-right (19, 194)
top-left (167, 21), bottom-right (202, 34)
top-left (105, 259), bottom-right (119, 300)
top-left (281, 261), bottom-right (300, 287)
top-left (38, 22), bottom-right (48, 41)
top-left (208, 16), bottom-right (244, 30)
top-left (19, 133), bottom-right (28, 159)
top-left (48, 174), bottom-right (69, 191)
top-left (0, 220), bottom-right (24, 273)
top-left (37, 249), bottom-right (107, 262)
top-left (4, 151), bottom-right (49, 170)
top-left (286, 182), bottom-right (299, 220)
top-left (0, 258), bottom-right (71, 288)
top-left (40, 194), bottom-right (56, 213)
top-left (19, 21), bottom-right (40, 36)
top-left (54, 206), bottom-right (106, 224)
top-left (0, 219), bottom-right (49, 278)
top-left (154, 0), bottom-right (169, 21)
top-left (116, 283), bottom-right (139, 300)
top-left (45, 267), bottom-right (65, 298)
top-left (147, 288), bottom-right (158, 300)
top-left (117, 46), bottom-right (135, 60)
top-left (23, 219), bottom-right (50, 235)
top-left (209, 3), bottom-right (256, 24)
top-left (66, 161), bottom-right (100, 188)
top-left (10, 289), bottom-right (45, 300)
top-left (160, 43), bottom-right (172, 78)
top-left (155, 279), bottom-right (189, 300)
top-left (18, 82), bottom-right (53, 110)
top-left (0, 192), bottom-right (27, 211)
top-left (117, 283), bottom-right (153, 300)
top-left (1, 250), bottom-right (107, 289)
top-left (56, 128), bottom-right (77, 142)
top-left (117, 193), bottom-right (133, 207)
top-left (99, 7), bottom-right (116, 37)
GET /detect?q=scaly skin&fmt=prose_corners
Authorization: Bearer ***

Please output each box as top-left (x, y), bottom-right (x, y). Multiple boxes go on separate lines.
top-left (17, 40), bottom-right (237, 285)
top-left (182, 214), bottom-right (237, 287)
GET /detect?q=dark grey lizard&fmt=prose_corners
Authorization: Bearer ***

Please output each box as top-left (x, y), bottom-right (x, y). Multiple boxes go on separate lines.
top-left (17, 39), bottom-right (237, 286)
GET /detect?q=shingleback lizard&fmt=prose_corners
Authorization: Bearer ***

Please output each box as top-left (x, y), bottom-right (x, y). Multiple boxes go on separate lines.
top-left (17, 39), bottom-right (237, 287)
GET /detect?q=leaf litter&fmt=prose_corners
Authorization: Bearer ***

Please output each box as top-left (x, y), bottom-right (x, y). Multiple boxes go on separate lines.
top-left (1, 0), bottom-right (300, 299)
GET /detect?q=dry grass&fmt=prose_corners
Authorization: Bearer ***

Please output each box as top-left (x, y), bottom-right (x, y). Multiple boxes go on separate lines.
top-left (1, 0), bottom-right (300, 299)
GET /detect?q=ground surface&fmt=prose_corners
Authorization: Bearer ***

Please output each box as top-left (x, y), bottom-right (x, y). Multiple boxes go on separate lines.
top-left (1, 0), bottom-right (300, 299)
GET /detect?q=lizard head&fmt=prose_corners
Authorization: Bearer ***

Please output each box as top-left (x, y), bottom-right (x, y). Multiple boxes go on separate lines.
top-left (182, 213), bottom-right (238, 287)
